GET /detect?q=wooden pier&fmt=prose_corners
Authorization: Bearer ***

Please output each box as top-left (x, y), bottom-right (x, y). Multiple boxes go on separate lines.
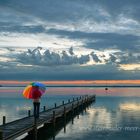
top-left (0, 95), bottom-right (95, 140)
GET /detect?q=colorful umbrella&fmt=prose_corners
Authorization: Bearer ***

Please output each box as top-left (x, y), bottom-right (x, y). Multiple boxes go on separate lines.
top-left (23, 82), bottom-right (46, 99)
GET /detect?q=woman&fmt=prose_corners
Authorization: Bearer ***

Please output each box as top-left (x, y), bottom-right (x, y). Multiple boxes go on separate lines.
top-left (32, 86), bottom-right (41, 118)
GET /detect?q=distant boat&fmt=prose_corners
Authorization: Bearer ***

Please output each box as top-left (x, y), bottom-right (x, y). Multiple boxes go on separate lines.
top-left (105, 87), bottom-right (108, 91)
top-left (105, 80), bottom-right (108, 91)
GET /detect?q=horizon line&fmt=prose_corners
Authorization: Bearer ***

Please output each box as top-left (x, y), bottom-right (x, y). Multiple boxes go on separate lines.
top-left (0, 80), bottom-right (140, 85)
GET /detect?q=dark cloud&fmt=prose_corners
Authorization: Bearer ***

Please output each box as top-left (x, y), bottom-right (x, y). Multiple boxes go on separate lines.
top-left (90, 52), bottom-right (101, 63)
top-left (68, 47), bottom-right (74, 55)
top-left (0, 24), bottom-right (46, 33)
top-left (0, 0), bottom-right (108, 23)
top-left (108, 54), bottom-right (118, 64)
top-left (94, 0), bottom-right (140, 22)
top-left (5, 47), bottom-right (15, 52)
top-left (47, 29), bottom-right (140, 52)
top-left (116, 52), bottom-right (140, 64)
top-left (1, 0), bottom-right (139, 22)
top-left (0, 64), bottom-right (140, 80)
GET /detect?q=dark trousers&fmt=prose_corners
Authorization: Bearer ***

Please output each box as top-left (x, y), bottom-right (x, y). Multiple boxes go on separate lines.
top-left (33, 102), bottom-right (40, 118)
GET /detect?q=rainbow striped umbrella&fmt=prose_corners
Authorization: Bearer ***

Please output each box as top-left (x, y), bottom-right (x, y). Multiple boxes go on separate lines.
top-left (23, 82), bottom-right (46, 99)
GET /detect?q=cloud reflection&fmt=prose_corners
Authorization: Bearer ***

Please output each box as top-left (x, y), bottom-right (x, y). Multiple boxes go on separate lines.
top-left (119, 103), bottom-right (140, 111)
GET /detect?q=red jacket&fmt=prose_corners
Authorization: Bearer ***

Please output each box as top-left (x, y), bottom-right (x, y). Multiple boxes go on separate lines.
top-left (32, 87), bottom-right (41, 99)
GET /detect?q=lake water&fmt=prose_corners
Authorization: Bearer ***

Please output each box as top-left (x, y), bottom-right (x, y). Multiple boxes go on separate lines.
top-left (0, 87), bottom-right (140, 140)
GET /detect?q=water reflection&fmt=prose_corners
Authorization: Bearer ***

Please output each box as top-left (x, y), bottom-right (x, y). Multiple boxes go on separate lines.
top-left (55, 96), bottom-right (140, 140)
top-left (119, 103), bottom-right (140, 111)
top-left (1, 87), bottom-right (140, 140)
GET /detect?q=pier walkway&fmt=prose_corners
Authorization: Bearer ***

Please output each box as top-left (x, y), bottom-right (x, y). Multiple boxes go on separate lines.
top-left (0, 95), bottom-right (95, 140)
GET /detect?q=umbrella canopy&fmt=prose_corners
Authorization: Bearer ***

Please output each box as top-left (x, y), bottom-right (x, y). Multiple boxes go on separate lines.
top-left (23, 82), bottom-right (46, 99)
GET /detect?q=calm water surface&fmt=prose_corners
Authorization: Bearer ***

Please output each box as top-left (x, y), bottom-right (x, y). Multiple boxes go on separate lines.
top-left (0, 87), bottom-right (140, 140)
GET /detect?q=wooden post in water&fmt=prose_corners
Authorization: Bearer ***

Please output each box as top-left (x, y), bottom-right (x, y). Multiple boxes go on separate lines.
top-left (0, 129), bottom-right (3, 140)
top-left (43, 106), bottom-right (46, 111)
top-left (71, 103), bottom-right (74, 124)
top-left (93, 95), bottom-right (96, 102)
top-left (87, 97), bottom-right (89, 109)
top-left (34, 117), bottom-right (37, 140)
top-left (28, 110), bottom-right (30, 117)
top-left (77, 101), bottom-right (79, 119)
top-left (63, 106), bottom-right (66, 133)
top-left (53, 111), bottom-right (56, 140)
top-left (3, 116), bottom-right (6, 125)
top-left (53, 111), bottom-right (56, 128)
top-left (33, 103), bottom-right (37, 140)
top-left (84, 98), bottom-right (87, 113)
top-left (81, 99), bottom-right (84, 115)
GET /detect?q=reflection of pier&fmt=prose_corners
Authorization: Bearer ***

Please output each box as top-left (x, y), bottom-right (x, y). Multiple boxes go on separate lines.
top-left (0, 95), bottom-right (95, 140)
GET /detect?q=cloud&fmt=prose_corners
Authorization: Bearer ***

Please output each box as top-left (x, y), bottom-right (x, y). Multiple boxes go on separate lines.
top-left (16, 47), bottom-right (91, 66)
top-left (116, 52), bottom-right (140, 64)
top-left (0, 63), bottom-right (140, 80)
top-left (0, 0), bottom-right (139, 35)
top-left (68, 47), bottom-right (74, 55)
top-left (108, 54), bottom-right (118, 64)
top-left (47, 29), bottom-right (140, 52)
top-left (0, 24), bottom-right (46, 34)
top-left (0, 0), bottom-right (139, 51)
top-left (0, 0), bottom-right (140, 80)
top-left (0, 46), bottom-right (140, 80)
top-left (1, 47), bottom-right (139, 68)
top-left (90, 52), bottom-right (101, 63)
top-left (1, 0), bottom-right (139, 22)
top-left (95, 0), bottom-right (140, 22)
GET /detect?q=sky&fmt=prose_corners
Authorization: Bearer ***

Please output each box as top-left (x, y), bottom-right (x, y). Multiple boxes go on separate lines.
top-left (0, 0), bottom-right (140, 81)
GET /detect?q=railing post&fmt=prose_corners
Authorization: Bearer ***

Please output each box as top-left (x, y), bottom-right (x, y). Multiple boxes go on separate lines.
top-left (3, 116), bottom-right (6, 125)
top-left (28, 110), bottom-right (31, 117)
top-left (43, 106), bottom-right (46, 111)
top-left (62, 101), bottom-right (65, 105)
top-left (54, 103), bottom-right (57, 108)
top-left (0, 129), bottom-right (3, 140)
